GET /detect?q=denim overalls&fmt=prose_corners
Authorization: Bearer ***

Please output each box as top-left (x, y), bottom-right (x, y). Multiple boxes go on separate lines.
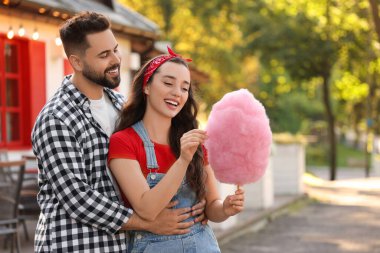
top-left (129, 121), bottom-right (221, 253)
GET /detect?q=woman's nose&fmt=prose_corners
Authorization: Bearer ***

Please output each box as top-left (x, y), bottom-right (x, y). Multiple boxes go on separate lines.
top-left (171, 85), bottom-right (181, 97)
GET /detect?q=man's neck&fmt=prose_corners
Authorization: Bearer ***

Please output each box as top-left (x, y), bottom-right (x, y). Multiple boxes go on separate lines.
top-left (71, 73), bottom-right (104, 100)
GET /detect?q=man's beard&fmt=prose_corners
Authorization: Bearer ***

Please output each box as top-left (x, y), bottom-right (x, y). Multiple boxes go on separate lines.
top-left (82, 62), bottom-right (121, 89)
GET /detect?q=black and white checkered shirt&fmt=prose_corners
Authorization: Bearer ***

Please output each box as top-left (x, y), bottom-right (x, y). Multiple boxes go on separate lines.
top-left (32, 76), bottom-right (133, 252)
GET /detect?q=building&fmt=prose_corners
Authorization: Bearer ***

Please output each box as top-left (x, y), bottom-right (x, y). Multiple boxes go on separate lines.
top-left (0, 0), bottom-right (161, 155)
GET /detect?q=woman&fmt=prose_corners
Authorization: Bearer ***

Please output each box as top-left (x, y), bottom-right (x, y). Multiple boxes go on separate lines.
top-left (108, 47), bottom-right (245, 252)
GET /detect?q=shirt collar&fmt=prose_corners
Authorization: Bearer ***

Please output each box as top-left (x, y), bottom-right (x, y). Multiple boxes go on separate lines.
top-left (62, 75), bottom-right (124, 110)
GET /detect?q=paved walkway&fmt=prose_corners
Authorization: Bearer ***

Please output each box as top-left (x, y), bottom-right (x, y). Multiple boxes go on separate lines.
top-left (15, 168), bottom-right (380, 253)
top-left (221, 169), bottom-right (380, 253)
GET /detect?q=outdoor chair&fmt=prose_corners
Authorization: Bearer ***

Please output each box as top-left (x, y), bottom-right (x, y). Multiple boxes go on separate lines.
top-left (18, 155), bottom-right (40, 241)
top-left (0, 160), bottom-right (26, 253)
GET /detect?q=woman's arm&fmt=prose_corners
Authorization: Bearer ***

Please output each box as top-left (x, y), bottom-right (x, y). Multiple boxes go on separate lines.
top-left (109, 129), bottom-right (207, 221)
top-left (110, 157), bottom-right (188, 221)
top-left (204, 164), bottom-right (245, 222)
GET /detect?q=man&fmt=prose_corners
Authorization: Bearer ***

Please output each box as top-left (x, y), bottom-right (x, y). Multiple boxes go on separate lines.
top-left (32, 11), bottom-right (205, 252)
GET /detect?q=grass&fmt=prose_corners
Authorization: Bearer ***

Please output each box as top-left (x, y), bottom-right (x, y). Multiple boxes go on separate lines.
top-left (306, 142), bottom-right (366, 167)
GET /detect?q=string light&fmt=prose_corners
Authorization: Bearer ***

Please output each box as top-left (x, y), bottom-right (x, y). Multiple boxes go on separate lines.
top-left (55, 35), bottom-right (62, 46)
top-left (7, 26), bottom-right (14, 39)
top-left (18, 24), bottom-right (25, 37)
top-left (32, 28), bottom-right (39, 40)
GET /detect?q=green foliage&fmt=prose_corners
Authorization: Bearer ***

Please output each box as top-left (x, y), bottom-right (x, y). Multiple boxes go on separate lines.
top-left (306, 142), bottom-right (366, 167)
top-left (306, 144), bottom-right (328, 166)
top-left (266, 92), bottom-right (324, 133)
top-left (119, 0), bottom-right (247, 110)
top-left (118, 0), bottom-right (379, 137)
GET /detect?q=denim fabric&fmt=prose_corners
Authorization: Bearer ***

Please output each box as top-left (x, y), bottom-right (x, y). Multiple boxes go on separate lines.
top-left (129, 121), bottom-right (220, 253)
top-left (130, 173), bottom-right (220, 253)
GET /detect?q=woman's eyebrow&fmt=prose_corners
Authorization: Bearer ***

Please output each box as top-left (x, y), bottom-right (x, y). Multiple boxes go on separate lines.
top-left (162, 75), bottom-right (190, 85)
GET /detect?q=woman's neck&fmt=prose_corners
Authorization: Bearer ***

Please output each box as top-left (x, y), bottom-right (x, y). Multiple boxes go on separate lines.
top-left (142, 113), bottom-right (171, 145)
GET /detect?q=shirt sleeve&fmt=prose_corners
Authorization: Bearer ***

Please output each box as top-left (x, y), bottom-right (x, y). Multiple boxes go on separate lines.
top-left (108, 131), bottom-right (138, 163)
top-left (32, 114), bottom-right (132, 235)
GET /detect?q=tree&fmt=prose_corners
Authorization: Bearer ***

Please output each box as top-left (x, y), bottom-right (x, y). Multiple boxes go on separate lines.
top-left (119, 0), bottom-right (249, 109)
top-left (239, 0), bottom-right (369, 180)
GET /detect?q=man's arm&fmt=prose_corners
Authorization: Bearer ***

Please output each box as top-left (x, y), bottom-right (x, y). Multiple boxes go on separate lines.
top-left (122, 200), bottom-right (199, 235)
top-left (32, 114), bottom-right (131, 234)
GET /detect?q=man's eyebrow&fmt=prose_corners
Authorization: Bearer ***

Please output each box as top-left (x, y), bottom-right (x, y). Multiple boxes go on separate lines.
top-left (97, 44), bottom-right (119, 56)
top-left (162, 75), bottom-right (190, 85)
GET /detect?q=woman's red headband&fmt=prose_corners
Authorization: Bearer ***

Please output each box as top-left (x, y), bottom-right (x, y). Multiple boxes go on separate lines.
top-left (143, 46), bottom-right (192, 88)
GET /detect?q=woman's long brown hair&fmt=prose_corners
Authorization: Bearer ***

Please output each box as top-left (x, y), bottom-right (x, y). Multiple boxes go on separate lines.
top-left (115, 57), bottom-right (206, 200)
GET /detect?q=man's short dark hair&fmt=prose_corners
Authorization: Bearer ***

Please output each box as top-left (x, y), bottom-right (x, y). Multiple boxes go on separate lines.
top-left (59, 11), bottom-right (111, 57)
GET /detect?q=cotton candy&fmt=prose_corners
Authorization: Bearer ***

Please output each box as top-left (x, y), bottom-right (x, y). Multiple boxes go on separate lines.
top-left (205, 89), bottom-right (272, 185)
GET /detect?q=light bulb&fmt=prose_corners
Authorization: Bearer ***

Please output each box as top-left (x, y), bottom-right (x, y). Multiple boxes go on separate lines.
top-left (18, 25), bottom-right (25, 37)
top-left (32, 28), bottom-right (39, 40)
top-left (7, 26), bottom-right (14, 39)
top-left (55, 36), bottom-right (62, 46)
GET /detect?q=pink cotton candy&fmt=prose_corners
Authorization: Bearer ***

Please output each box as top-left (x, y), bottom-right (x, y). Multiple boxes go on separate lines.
top-left (205, 89), bottom-right (272, 185)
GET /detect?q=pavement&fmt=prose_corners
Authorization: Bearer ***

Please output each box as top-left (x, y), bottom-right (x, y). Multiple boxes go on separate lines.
top-left (11, 167), bottom-right (379, 253)
top-left (221, 168), bottom-right (380, 253)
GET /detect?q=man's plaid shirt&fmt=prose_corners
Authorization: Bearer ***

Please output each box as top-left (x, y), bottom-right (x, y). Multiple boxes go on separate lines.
top-left (32, 76), bottom-right (133, 252)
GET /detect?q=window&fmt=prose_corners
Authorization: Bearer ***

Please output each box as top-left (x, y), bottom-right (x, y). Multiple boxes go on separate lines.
top-left (0, 39), bottom-right (22, 147)
top-left (0, 35), bottom-right (46, 149)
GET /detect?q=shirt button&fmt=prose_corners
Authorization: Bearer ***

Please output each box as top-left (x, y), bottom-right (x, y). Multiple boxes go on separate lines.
top-left (150, 174), bottom-right (156, 180)
top-left (136, 234), bottom-right (142, 240)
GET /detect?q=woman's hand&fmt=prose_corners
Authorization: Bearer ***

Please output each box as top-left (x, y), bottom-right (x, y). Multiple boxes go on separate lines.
top-left (222, 188), bottom-right (245, 217)
top-left (179, 129), bottom-right (207, 163)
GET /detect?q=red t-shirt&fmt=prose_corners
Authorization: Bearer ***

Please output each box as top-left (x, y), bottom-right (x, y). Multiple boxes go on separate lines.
top-left (108, 127), bottom-right (208, 206)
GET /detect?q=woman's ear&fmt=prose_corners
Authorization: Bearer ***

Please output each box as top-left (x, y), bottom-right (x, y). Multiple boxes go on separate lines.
top-left (68, 55), bottom-right (83, 72)
top-left (143, 85), bottom-right (150, 95)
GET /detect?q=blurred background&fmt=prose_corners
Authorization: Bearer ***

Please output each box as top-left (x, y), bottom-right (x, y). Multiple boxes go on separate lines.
top-left (119, 0), bottom-right (380, 181)
top-left (0, 0), bottom-right (379, 252)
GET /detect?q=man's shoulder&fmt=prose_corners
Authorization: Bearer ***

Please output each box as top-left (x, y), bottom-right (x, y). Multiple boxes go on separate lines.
top-left (32, 87), bottom-right (85, 137)
top-left (110, 90), bottom-right (125, 102)
top-left (37, 89), bottom-right (78, 121)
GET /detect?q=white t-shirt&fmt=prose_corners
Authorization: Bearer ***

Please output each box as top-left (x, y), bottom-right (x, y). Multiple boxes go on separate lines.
top-left (89, 93), bottom-right (119, 137)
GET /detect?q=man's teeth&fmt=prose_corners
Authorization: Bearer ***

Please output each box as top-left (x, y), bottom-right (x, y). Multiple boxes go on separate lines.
top-left (108, 68), bottom-right (118, 73)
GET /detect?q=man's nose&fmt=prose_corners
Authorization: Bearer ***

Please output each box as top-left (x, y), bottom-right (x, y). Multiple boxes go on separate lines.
top-left (110, 50), bottom-right (121, 64)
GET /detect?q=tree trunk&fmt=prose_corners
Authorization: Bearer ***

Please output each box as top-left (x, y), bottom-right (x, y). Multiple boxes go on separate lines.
top-left (322, 73), bottom-right (337, 180)
top-left (369, 0), bottom-right (380, 42)
top-left (365, 71), bottom-right (376, 178)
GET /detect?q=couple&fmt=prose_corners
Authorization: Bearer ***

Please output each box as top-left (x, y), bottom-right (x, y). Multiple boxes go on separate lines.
top-left (32, 11), bottom-right (245, 253)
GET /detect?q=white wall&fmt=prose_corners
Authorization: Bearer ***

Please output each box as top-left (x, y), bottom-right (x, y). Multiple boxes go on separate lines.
top-left (272, 143), bottom-right (305, 195)
top-left (244, 159), bottom-right (274, 209)
top-left (114, 35), bottom-right (132, 97)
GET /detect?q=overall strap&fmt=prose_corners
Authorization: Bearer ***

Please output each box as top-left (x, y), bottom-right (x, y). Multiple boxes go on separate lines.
top-left (132, 121), bottom-right (159, 170)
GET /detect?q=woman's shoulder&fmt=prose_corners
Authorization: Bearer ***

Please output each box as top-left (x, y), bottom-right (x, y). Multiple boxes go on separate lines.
top-left (110, 127), bottom-right (140, 144)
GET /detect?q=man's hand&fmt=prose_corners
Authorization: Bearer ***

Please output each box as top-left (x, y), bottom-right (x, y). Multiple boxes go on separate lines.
top-left (145, 201), bottom-right (194, 235)
top-left (191, 199), bottom-right (208, 225)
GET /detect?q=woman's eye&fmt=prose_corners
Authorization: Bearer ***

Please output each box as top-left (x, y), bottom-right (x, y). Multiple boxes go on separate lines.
top-left (182, 87), bottom-right (189, 92)
top-left (164, 82), bottom-right (172, 86)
